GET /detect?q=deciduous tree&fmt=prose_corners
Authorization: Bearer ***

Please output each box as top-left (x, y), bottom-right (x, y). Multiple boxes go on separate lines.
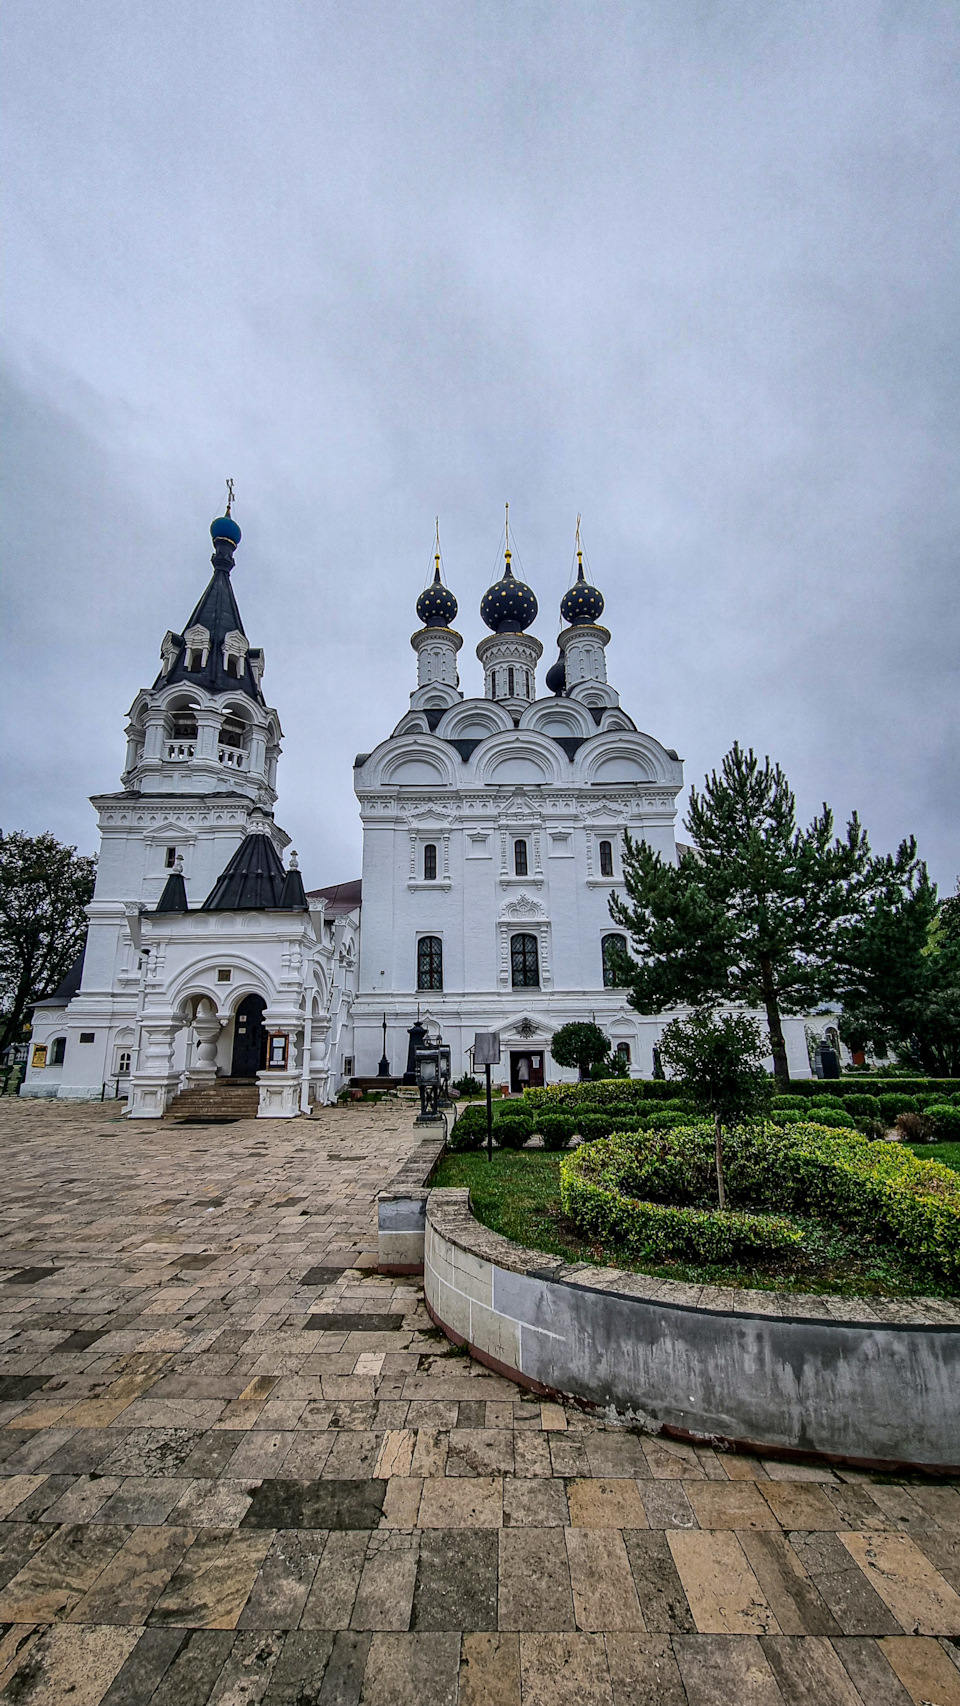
top-left (657, 1008), bottom-right (772, 1210)
top-left (0, 832), bottom-right (96, 1056)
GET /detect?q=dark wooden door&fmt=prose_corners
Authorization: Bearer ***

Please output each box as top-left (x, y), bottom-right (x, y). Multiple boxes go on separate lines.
top-left (510, 1051), bottom-right (545, 1093)
top-left (231, 995), bottom-right (267, 1077)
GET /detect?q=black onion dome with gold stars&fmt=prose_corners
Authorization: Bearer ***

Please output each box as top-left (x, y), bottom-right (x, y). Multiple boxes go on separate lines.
top-left (416, 559), bottom-right (458, 629)
top-left (560, 559), bottom-right (605, 627)
top-left (480, 550), bottom-right (538, 634)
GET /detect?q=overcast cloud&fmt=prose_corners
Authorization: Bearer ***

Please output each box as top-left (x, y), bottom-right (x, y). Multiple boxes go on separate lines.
top-left (2, 1), bottom-right (958, 891)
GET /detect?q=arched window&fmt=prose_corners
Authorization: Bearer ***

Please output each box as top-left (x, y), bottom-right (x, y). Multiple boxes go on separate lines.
top-left (508, 667), bottom-right (516, 697)
top-left (417, 935), bottom-right (443, 990)
top-left (511, 932), bottom-right (539, 987)
top-left (423, 844), bottom-right (437, 881)
top-left (599, 839), bottom-right (614, 877)
top-left (117, 1050), bottom-right (132, 1075)
top-left (514, 839), bottom-right (528, 876)
top-left (220, 716), bottom-right (244, 749)
top-left (602, 933), bottom-right (628, 987)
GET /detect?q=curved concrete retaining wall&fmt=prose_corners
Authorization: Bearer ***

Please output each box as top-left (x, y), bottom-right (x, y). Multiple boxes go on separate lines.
top-left (424, 1188), bottom-right (960, 1472)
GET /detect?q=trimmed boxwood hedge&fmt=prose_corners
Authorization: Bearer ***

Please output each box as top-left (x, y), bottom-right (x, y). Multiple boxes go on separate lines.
top-left (559, 1122), bottom-right (960, 1283)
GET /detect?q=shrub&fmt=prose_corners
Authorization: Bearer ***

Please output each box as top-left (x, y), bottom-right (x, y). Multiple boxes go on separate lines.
top-left (496, 1113), bottom-right (534, 1149)
top-left (927, 1103), bottom-right (960, 1139)
top-left (576, 1112), bottom-right (616, 1141)
top-left (448, 1113), bottom-right (485, 1152)
top-left (451, 1104), bottom-right (487, 1139)
top-left (453, 1075), bottom-right (484, 1098)
top-left (560, 1122), bottom-right (960, 1283)
top-left (796, 1108), bottom-right (856, 1130)
top-left (643, 1109), bottom-right (699, 1132)
top-left (841, 1094), bottom-right (882, 1117)
top-left (537, 1113), bottom-right (575, 1151)
top-left (879, 1093), bottom-right (920, 1120)
top-left (895, 1111), bottom-right (935, 1143)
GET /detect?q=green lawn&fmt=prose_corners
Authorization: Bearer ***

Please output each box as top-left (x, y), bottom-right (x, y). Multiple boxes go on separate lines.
top-left (905, 1142), bottom-right (960, 1173)
top-left (433, 1147), bottom-right (955, 1298)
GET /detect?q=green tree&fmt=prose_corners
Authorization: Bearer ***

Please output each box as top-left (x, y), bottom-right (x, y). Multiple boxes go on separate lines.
top-left (550, 1021), bottom-right (611, 1081)
top-left (657, 1008), bottom-right (772, 1210)
top-left (0, 832), bottom-right (96, 1056)
top-left (840, 875), bottom-right (960, 1076)
top-left (610, 743), bottom-right (915, 1085)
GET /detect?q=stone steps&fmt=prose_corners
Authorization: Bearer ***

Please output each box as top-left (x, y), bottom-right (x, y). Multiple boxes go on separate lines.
top-left (167, 1083), bottom-right (260, 1119)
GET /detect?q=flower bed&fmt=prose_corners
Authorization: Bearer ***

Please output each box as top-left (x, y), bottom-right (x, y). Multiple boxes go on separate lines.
top-left (559, 1122), bottom-right (960, 1287)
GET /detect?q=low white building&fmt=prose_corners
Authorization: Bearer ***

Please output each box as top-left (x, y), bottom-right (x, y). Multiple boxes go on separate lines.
top-left (22, 507), bottom-right (811, 1113)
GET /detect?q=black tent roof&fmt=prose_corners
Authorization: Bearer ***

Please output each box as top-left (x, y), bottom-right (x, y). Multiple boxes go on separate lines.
top-left (201, 834), bottom-right (306, 912)
top-left (154, 868), bottom-right (188, 912)
top-left (154, 529), bottom-right (265, 704)
top-left (34, 941), bottom-right (87, 1007)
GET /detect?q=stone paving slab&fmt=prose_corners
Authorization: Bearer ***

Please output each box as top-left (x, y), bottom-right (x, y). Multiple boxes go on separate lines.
top-left (0, 1099), bottom-right (959, 1704)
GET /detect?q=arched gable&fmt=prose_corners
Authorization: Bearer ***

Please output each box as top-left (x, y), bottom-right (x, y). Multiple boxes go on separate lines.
top-left (472, 731), bottom-right (564, 786)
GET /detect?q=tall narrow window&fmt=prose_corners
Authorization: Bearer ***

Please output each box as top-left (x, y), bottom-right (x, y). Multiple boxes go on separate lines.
top-left (598, 839), bottom-right (614, 877)
top-left (423, 843), bottom-right (437, 881)
top-left (511, 932), bottom-right (539, 987)
top-left (602, 933), bottom-right (628, 987)
top-left (50, 1037), bottom-right (66, 1066)
top-left (165, 846), bottom-right (177, 869)
top-left (508, 666), bottom-right (515, 697)
top-left (417, 935), bottom-right (443, 990)
top-left (513, 839), bottom-right (528, 876)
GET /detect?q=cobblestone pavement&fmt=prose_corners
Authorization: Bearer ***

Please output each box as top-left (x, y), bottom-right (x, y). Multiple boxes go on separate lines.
top-left (1, 1100), bottom-right (959, 1706)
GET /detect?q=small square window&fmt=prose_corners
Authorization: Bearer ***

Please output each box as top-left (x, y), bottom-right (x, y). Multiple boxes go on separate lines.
top-left (217, 968), bottom-right (232, 983)
top-left (79, 1032), bottom-right (95, 1044)
top-left (165, 846), bottom-right (177, 868)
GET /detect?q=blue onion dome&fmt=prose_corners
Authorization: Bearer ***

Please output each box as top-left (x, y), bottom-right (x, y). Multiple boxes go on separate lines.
top-left (211, 513), bottom-right (242, 546)
top-left (544, 653), bottom-right (566, 696)
top-left (480, 547), bottom-right (538, 634)
top-left (560, 554), bottom-right (604, 626)
top-left (416, 555), bottom-right (458, 628)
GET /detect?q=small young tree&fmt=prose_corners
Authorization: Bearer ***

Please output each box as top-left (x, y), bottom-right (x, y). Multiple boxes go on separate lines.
top-left (657, 1009), bottom-right (772, 1211)
top-left (550, 1021), bottom-right (611, 1081)
top-left (609, 742), bottom-right (916, 1085)
top-left (0, 832), bottom-right (96, 1056)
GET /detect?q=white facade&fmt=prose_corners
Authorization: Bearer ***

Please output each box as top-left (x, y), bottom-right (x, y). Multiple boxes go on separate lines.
top-left (22, 514), bottom-right (813, 1112)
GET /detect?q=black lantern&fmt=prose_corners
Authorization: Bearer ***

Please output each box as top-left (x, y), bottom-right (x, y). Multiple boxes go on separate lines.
top-left (415, 1042), bottom-right (450, 1123)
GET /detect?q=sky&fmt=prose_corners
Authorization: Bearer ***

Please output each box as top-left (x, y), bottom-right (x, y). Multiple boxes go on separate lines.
top-left (2, 1), bottom-right (958, 893)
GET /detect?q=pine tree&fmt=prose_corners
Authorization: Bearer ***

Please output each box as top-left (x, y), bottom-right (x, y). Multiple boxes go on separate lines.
top-left (609, 743), bottom-right (902, 1084)
top-left (840, 875), bottom-right (960, 1076)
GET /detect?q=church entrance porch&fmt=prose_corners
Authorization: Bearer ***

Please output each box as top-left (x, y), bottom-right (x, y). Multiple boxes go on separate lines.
top-left (509, 1049), bottom-right (545, 1093)
top-left (231, 994), bottom-right (267, 1077)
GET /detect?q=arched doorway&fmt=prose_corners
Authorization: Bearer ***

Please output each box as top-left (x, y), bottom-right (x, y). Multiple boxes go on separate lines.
top-left (231, 994), bottom-right (267, 1078)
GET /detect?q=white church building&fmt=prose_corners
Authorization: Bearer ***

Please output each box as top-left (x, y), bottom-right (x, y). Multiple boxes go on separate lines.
top-left (22, 506), bottom-right (812, 1115)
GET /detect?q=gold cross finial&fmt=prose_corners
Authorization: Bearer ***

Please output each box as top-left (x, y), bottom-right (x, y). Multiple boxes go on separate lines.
top-left (434, 515), bottom-right (441, 577)
top-left (575, 512), bottom-right (583, 572)
top-left (504, 501), bottom-right (511, 563)
top-left (225, 478), bottom-right (235, 517)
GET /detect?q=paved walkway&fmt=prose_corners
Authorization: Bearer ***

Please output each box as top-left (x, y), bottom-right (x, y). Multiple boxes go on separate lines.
top-left (0, 1100), bottom-right (958, 1706)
